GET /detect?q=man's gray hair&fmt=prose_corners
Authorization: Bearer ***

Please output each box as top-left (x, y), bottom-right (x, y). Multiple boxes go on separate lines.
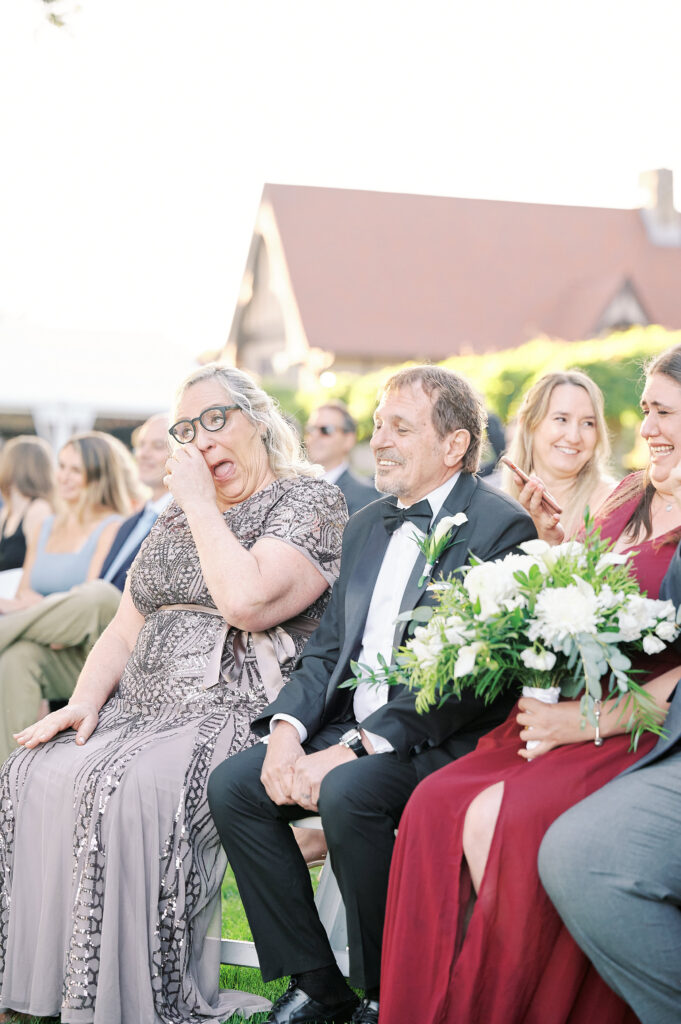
top-left (381, 365), bottom-right (487, 473)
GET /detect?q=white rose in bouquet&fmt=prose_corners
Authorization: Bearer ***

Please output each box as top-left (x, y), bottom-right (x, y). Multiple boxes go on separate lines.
top-left (464, 554), bottom-right (533, 619)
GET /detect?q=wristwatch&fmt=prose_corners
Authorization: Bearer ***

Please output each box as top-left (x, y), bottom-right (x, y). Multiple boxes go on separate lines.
top-left (339, 727), bottom-right (368, 757)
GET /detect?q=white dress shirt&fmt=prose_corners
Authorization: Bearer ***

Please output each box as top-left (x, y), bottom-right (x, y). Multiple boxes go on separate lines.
top-left (322, 462), bottom-right (349, 485)
top-left (272, 473), bottom-right (460, 752)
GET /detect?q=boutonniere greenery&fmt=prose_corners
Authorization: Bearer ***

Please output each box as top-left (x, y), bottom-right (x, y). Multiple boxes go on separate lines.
top-left (414, 512), bottom-right (468, 587)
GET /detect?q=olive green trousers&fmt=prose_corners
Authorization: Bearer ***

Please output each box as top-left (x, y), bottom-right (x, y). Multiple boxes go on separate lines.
top-left (0, 581), bottom-right (121, 763)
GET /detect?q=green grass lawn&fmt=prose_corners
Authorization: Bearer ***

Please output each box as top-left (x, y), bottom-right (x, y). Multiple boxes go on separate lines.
top-left (7, 865), bottom-right (321, 1024)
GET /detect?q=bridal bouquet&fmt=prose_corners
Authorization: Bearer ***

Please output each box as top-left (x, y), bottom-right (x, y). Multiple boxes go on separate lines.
top-left (348, 523), bottom-right (680, 744)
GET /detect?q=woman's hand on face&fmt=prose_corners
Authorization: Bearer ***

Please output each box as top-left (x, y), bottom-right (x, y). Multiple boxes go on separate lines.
top-left (515, 475), bottom-right (565, 545)
top-left (516, 696), bottom-right (586, 760)
top-left (164, 444), bottom-right (216, 513)
top-left (14, 701), bottom-right (100, 749)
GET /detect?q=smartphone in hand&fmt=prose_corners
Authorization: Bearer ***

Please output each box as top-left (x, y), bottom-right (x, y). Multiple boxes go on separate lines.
top-left (500, 456), bottom-right (563, 515)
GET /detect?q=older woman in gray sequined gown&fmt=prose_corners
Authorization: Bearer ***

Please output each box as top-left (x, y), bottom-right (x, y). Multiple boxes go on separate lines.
top-left (0, 366), bottom-right (348, 1024)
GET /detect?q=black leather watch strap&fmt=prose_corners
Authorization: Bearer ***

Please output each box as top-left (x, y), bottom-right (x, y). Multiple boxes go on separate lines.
top-left (339, 728), bottom-right (368, 757)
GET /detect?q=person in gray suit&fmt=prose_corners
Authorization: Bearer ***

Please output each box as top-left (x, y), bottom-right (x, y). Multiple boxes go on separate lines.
top-left (539, 536), bottom-right (681, 1024)
top-left (304, 400), bottom-right (379, 515)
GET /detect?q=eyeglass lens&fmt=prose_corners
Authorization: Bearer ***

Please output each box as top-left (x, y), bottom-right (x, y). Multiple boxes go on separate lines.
top-left (170, 405), bottom-right (237, 444)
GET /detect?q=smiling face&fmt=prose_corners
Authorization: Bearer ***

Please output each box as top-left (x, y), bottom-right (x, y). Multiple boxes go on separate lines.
top-left (640, 372), bottom-right (681, 487)
top-left (174, 380), bottom-right (275, 509)
top-left (370, 382), bottom-right (469, 504)
top-left (530, 383), bottom-right (598, 482)
top-left (56, 443), bottom-right (87, 505)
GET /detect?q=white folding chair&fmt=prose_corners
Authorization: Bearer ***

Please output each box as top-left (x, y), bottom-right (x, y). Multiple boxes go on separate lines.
top-left (220, 816), bottom-right (349, 975)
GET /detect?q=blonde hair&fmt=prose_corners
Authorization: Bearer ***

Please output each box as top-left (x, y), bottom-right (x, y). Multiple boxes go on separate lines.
top-left (0, 436), bottom-right (55, 504)
top-left (60, 432), bottom-right (139, 520)
top-left (175, 364), bottom-right (320, 479)
top-left (503, 371), bottom-right (611, 538)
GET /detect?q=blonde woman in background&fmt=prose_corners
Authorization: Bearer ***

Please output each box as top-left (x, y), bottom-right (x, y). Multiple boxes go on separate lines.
top-left (502, 369), bottom-right (615, 541)
top-left (0, 431), bottom-right (140, 759)
top-left (0, 431), bottom-right (137, 614)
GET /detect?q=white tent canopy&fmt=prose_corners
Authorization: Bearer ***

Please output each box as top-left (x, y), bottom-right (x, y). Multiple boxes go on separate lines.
top-left (0, 322), bottom-right (200, 450)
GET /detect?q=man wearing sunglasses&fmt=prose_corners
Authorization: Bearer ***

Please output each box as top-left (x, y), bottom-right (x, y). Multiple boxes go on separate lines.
top-left (305, 402), bottom-right (379, 516)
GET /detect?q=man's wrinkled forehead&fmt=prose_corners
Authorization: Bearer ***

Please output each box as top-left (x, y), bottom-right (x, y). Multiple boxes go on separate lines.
top-left (374, 382), bottom-right (434, 421)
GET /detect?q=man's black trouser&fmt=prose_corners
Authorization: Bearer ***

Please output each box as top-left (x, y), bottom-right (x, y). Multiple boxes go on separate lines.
top-left (207, 724), bottom-right (421, 989)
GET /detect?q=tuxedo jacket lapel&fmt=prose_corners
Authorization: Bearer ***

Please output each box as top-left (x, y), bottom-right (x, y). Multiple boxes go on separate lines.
top-left (342, 515), bottom-right (391, 667)
top-left (392, 473), bottom-right (478, 651)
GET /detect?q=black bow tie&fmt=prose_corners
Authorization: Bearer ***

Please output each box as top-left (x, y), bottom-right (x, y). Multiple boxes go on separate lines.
top-left (381, 499), bottom-right (432, 535)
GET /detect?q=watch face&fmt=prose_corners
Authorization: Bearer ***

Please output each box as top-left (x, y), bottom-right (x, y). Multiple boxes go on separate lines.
top-left (342, 728), bottom-right (361, 744)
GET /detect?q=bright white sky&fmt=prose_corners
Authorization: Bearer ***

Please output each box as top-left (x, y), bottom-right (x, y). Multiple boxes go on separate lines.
top-left (1, 0), bottom-right (680, 357)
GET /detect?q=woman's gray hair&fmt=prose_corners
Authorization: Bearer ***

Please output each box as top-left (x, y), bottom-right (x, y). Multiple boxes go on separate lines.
top-left (175, 364), bottom-right (321, 479)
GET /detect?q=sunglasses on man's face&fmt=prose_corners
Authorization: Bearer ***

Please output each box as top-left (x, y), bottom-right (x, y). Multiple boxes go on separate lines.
top-left (169, 405), bottom-right (240, 445)
top-left (304, 424), bottom-right (349, 437)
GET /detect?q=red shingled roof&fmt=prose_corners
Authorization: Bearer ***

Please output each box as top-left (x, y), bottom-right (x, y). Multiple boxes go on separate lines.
top-left (262, 183), bottom-right (681, 359)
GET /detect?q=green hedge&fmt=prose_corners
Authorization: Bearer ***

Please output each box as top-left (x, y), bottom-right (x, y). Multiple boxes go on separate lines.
top-left (263, 325), bottom-right (681, 443)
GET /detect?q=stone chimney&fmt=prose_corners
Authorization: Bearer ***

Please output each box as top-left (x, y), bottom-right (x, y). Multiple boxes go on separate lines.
top-left (639, 168), bottom-right (681, 246)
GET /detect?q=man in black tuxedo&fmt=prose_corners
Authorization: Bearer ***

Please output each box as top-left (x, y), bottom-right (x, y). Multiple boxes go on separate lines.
top-left (539, 538), bottom-right (681, 1024)
top-left (304, 400), bottom-right (379, 514)
top-left (208, 366), bottom-right (535, 1024)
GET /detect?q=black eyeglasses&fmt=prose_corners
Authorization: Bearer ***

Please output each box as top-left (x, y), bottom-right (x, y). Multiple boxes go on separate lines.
top-left (169, 405), bottom-right (240, 444)
top-left (304, 424), bottom-right (350, 437)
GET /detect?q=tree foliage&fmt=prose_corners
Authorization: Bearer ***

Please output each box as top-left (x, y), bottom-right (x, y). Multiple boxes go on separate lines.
top-left (267, 326), bottom-right (681, 453)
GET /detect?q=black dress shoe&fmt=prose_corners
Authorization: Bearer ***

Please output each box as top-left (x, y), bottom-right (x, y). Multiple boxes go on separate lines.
top-left (265, 978), bottom-right (359, 1023)
top-left (350, 997), bottom-right (379, 1023)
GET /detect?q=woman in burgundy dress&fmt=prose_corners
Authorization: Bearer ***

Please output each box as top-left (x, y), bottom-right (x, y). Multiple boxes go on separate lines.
top-left (379, 346), bottom-right (681, 1024)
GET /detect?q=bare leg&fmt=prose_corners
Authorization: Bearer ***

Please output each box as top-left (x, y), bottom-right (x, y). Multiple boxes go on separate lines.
top-left (292, 824), bottom-right (328, 865)
top-left (462, 782), bottom-right (504, 892)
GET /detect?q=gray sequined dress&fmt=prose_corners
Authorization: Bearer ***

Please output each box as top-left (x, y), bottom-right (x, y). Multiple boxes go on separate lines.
top-left (0, 476), bottom-right (346, 1024)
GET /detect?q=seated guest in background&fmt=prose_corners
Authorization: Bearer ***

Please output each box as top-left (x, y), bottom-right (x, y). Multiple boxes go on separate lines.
top-left (99, 413), bottom-right (172, 589)
top-left (305, 399), bottom-right (379, 514)
top-left (0, 431), bottom-right (138, 761)
top-left (0, 415), bottom-right (171, 740)
top-left (208, 365), bottom-right (535, 1024)
top-left (0, 436), bottom-right (54, 588)
top-left (502, 369), bottom-right (615, 540)
top-left (377, 345), bottom-right (681, 1024)
top-left (0, 365), bottom-right (346, 1024)
top-left (539, 515), bottom-right (681, 1024)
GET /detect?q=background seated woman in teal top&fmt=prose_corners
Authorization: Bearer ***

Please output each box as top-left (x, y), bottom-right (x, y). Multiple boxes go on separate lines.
top-left (0, 431), bottom-right (139, 611)
top-left (0, 431), bottom-right (142, 760)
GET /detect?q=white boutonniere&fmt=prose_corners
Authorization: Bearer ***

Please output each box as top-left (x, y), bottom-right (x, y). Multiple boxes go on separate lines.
top-left (414, 512), bottom-right (468, 587)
